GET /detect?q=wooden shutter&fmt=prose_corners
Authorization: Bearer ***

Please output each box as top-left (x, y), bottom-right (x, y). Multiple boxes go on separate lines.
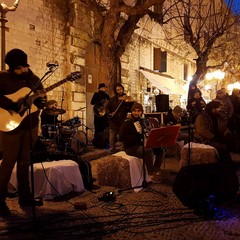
top-left (153, 48), bottom-right (167, 72)
top-left (160, 51), bottom-right (167, 72)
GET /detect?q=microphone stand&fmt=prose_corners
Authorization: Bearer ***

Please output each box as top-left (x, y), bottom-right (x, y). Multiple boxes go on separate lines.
top-left (23, 67), bottom-right (56, 223)
top-left (185, 114), bottom-right (193, 166)
top-left (60, 87), bottom-right (64, 127)
top-left (118, 118), bottom-right (167, 198)
top-left (22, 69), bottom-right (54, 101)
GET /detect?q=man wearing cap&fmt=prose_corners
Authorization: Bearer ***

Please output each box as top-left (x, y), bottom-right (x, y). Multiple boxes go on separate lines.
top-left (0, 48), bottom-right (46, 216)
top-left (91, 83), bottom-right (110, 148)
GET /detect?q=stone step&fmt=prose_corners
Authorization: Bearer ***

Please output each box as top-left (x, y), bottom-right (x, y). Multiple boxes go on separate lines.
top-left (81, 146), bottom-right (110, 161)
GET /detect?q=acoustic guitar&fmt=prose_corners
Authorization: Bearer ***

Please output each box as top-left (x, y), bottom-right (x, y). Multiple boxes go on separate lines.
top-left (93, 104), bottom-right (106, 117)
top-left (0, 71), bottom-right (81, 132)
top-left (93, 98), bottom-right (109, 117)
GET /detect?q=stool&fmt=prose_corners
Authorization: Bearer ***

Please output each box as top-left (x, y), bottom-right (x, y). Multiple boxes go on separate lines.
top-left (97, 151), bottom-right (151, 191)
top-left (179, 142), bottom-right (218, 168)
top-left (9, 160), bottom-right (85, 200)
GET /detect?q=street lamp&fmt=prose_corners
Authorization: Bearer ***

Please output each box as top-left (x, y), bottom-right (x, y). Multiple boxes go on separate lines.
top-left (0, 0), bottom-right (20, 70)
top-left (205, 70), bottom-right (225, 94)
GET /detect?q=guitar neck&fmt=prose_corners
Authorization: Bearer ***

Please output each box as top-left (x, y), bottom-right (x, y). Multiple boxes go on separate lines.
top-left (45, 78), bottom-right (70, 92)
top-left (27, 72), bottom-right (80, 104)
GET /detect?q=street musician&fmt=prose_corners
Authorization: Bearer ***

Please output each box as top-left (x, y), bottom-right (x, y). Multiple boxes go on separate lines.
top-left (90, 83), bottom-right (110, 148)
top-left (164, 105), bottom-right (189, 144)
top-left (105, 83), bottom-right (134, 153)
top-left (119, 102), bottom-right (165, 175)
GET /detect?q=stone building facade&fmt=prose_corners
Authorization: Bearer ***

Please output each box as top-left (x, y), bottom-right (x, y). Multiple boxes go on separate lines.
top-left (1, 0), bottom-right (196, 130)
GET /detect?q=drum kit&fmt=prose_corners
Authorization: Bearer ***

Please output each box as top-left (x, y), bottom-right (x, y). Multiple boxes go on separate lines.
top-left (39, 108), bottom-right (87, 155)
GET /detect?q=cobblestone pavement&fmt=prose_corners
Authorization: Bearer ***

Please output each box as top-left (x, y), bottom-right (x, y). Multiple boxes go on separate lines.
top-left (1, 150), bottom-right (240, 240)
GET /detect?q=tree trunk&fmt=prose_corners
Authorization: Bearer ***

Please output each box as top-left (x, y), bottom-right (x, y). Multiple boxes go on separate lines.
top-left (188, 54), bottom-right (208, 101)
top-left (96, 44), bottom-right (120, 95)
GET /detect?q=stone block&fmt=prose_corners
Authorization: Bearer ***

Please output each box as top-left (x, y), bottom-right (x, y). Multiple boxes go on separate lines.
top-left (180, 142), bottom-right (218, 167)
top-left (97, 156), bottom-right (131, 189)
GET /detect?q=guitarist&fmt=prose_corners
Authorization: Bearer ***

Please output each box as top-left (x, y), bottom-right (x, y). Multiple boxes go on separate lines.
top-left (90, 83), bottom-right (110, 148)
top-left (0, 49), bottom-right (46, 216)
top-left (105, 83), bottom-right (134, 153)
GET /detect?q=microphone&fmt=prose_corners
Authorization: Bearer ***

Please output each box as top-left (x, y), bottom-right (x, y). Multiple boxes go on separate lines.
top-left (46, 61), bottom-right (59, 68)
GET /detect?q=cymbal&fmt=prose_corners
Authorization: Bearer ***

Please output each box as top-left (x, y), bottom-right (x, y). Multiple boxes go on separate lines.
top-left (45, 108), bottom-right (66, 115)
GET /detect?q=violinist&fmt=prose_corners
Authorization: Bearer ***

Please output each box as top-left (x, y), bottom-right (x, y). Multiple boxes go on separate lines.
top-left (105, 83), bottom-right (134, 153)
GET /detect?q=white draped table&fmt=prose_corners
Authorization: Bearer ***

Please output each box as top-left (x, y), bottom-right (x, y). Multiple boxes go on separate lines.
top-left (113, 151), bottom-right (151, 192)
top-left (9, 160), bottom-right (85, 200)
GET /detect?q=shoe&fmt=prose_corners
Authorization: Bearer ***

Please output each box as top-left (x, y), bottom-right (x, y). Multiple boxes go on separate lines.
top-left (0, 202), bottom-right (10, 217)
top-left (19, 198), bottom-right (43, 207)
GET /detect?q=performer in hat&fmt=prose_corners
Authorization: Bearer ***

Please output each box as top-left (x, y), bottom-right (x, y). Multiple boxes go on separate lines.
top-left (0, 49), bottom-right (46, 216)
top-left (91, 83), bottom-right (110, 149)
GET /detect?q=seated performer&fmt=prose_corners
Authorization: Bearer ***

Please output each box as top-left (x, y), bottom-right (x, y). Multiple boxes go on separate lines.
top-left (41, 100), bottom-right (65, 126)
top-left (194, 100), bottom-right (234, 163)
top-left (164, 105), bottom-right (182, 126)
top-left (119, 102), bottom-right (165, 175)
top-left (164, 105), bottom-right (189, 144)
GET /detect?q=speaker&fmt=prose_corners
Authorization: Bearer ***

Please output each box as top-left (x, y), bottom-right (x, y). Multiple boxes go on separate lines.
top-left (172, 162), bottom-right (239, 209)
top-left (155, 94), bottom-right (169, 112)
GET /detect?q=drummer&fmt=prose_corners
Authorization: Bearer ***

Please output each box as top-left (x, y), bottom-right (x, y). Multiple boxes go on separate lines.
top-left (40, 100), bottom-right (66, 126)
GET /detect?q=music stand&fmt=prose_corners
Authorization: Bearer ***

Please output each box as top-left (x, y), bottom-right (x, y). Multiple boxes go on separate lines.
top-left (145, 125), bottom-right (181, 149)
top-left (119, 125), bottom-right (181, 196)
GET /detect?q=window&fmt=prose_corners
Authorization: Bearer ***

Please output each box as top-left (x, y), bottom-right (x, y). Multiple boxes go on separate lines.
top-left (153, 48), bottom-right (167, 72)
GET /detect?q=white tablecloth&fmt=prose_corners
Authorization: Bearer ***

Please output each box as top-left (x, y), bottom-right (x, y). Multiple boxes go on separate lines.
top-left (10, 160), bottom-right (84, 200)
top-left (113, 151), bottom-right (151, 192)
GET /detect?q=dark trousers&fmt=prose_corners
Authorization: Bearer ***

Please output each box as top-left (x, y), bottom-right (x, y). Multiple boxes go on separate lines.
top-left (125, 145), bottom-right (165, 174)
top-left (0, 127), bottom-right (38, 202)
top-left (94, 115), bottom-right (108, 136)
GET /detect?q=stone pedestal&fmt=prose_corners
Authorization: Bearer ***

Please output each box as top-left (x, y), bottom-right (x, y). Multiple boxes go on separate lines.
top-left (180, 142), bottom-right (218, 167)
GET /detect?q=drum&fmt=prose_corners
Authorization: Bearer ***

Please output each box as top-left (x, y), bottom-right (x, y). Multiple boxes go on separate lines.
top-left (41, 124), bottom-right (59, 142)
top-left (70, 130), bottom-right (87, 154)
top-left (61, 126), bottom-right (74, 136)
top-left (58, 130), bottom-right (87, 154)
top-left (62, 117), bottom-right (81, 128)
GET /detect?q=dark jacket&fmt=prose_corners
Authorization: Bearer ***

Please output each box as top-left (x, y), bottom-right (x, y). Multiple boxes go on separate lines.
top-left (91, 90), bottom-right (110, 117)
top-left (105, 94), bottom-right (133, 129)
top-left (91, 90), bottom-right (110, 106)
top-left (163, 110), bottom-right (179, 126)
top-left (194, 112), bottom-right (231, 143)
top-left (215, 95), bottom-right (234, 118)
top-left (187, 97), bottom-right (206, 122)
top-left (119, 115), bottom-right (142, 148)
top-left (0, 69), bottom-right (44, 133)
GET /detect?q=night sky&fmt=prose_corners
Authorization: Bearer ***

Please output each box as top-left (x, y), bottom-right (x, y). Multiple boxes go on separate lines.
top-left (226, 0), bottom-right (240, 14)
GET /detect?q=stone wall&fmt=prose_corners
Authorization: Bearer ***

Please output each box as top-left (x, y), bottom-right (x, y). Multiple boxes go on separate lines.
top-left (2, 0), bottom-right (197, 131)
top-left (2, 0), bottom-right (90, 125)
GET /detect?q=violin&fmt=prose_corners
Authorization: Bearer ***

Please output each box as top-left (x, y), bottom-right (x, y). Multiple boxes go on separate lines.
top-left (109, 95), bottom-right (134, 118)
top-left (118, 95), bottom-right (134, 102)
